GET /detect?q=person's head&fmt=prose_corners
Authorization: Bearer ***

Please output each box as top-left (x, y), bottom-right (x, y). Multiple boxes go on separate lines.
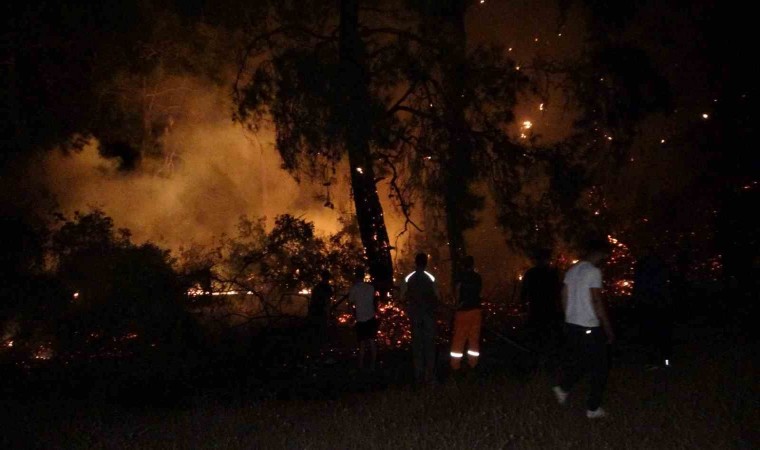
top-left (354, 266), bottom-right (366, 281)
top-left (533, 247), bottom-right (552, 266)
top-left (463, 255), bottom-right (475, 271)
top-left (583, 237), bottom-right (610, 265)
top-left (414, 252), bottom-right (428, 270)
top-left (320, 270), bottom-right (331, 282)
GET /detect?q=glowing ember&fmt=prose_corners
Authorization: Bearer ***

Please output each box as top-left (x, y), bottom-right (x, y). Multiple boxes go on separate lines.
top-left (604, 235), bottom-right (635, 297)
top-left (298, 288), bottom-right (312, 295)
top-left (72, 291), bottom-right (80, 300)
top-left (33, 344), bottom-right (54, 360)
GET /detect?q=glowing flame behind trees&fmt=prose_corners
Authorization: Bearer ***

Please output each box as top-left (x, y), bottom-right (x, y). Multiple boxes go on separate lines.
top-left (234, 0), bottom-right (395, 294)
top-left (384, 0), bottom-right (530, 286)
top-left (488, 1), bottom-right (673, 276)
top-left (235, 0), bottom-right (533, 291)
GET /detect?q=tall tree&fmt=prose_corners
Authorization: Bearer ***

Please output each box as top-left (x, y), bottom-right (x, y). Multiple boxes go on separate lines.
top-left (338, 0), bottom-right (394, 292)
top-left (235, 0), bottom-right (393, 292)
top-left (416, 0), bottom-right (478, 281)
top-left (380, 0), bottom-right (525, 284)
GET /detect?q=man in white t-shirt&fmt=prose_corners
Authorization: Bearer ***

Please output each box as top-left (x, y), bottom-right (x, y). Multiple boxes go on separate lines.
top-left (553, 238), bottom-right (614, 419)
top-left (349, 267), bottom-right (378, 371)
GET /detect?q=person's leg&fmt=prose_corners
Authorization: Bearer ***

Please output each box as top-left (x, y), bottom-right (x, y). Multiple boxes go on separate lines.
top-left (558, 325), bottom-right (585, 392)
top-left (358, 339), bottom-right (366, 370)
top-left (662, 308), bottom-right (674, 366)
top-left (423, 314), bottom-right (436, 382)
top-left (466, 309), bottom-right (482, 368)
top-left (369, 338), bottom-right (377, 371)
top-left (410, 315), bottom-right (424, 382)
top-left (450, 311), bottom-right (466, 370)
top-left (587, 329), bottom-right (609, 411)
top-left (644, 304), bottom-right (660, 366)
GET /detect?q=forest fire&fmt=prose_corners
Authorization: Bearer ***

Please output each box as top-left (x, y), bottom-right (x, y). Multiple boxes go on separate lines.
top-left (1, 0), bottom-right (754, 447)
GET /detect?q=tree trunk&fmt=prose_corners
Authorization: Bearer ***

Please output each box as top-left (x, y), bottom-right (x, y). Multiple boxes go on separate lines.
top-left (440, 0), bottom-right (473, 287)
top-left (339, 0), bottom-right (394, 293)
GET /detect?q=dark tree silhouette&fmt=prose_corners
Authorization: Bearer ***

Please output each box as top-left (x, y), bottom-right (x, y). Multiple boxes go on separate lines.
top-left (235, 0), bottom-right (394, 293)
top-left (339, 0), bottom-right (394, 293)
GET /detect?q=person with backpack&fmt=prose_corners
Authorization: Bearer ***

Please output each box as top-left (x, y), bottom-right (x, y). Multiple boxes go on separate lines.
top-left (400, 253), bottom-right (440, 385)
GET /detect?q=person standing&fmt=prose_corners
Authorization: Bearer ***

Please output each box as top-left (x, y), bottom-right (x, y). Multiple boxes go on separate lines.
top-left (450, 256), bottom-right (483, 371)
top-left (308, 270), bottom-right (333, 354)
top-left (633, 249), bottom-right (673, 370)
top-left (400, 253), bottom-right (440, 384)
top-left (349, 267), bottom-right (378, 371)
top-left (553, 238), bottom-right (614, 419)
top-left (520, 248), bottom-right (562, 356)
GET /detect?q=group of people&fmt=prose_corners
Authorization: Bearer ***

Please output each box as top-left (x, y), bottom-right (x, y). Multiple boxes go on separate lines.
top-left (309, 236), bottom-right (672, 419)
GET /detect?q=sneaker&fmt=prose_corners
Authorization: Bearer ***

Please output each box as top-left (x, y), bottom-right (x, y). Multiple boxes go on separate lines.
top-left (586, 408), bottom-right (607, 419)
top-left (552, 386), bottom-right (568, 405)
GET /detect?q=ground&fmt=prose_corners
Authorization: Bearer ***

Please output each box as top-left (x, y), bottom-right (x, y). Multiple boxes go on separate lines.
top-left (2, 318), bottom-right (757, 449)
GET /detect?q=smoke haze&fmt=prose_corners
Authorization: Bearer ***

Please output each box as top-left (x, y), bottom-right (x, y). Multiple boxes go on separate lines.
top-left (35, 77), bottom-right (353, 249)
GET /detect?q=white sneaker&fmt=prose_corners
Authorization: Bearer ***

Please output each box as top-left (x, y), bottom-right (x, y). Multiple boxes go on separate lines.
top-left (586, 408), bottom-right (607, 419)
top-left (552, 386), bottom-right (568, 405)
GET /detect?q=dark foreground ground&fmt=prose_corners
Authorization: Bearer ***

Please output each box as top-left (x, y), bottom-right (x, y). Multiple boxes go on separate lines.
top-left (2, 314), bottom-right (757, 449)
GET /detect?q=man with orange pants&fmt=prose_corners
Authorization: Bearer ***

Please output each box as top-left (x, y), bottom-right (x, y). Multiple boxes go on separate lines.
top-left (450, 256), bottom-right (483, 371)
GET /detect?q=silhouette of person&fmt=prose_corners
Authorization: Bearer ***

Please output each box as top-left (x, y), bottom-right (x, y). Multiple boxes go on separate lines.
top-left (400, 253), bottom-right (440, 384)
top-left (633, 248), bottom-right (673, 369)
top-left (349, 267), bottom-right (378, 371)
top-left (308, 270), bottom-right (333, 353)
top-left (520, 248), bottom-right (562, 355)
top-left (450, 255), bottom-right (483, 371)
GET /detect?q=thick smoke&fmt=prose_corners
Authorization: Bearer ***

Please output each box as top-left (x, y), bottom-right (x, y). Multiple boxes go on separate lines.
top-left (36, 77), bottom-right (353, 249)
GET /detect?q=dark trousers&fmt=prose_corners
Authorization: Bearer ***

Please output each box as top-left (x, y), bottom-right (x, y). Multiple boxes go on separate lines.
top-left (410, 312), bottom-right (436, 382)
top-left (558, 323), bottom-right (609, 411)
top-left (640, 305), bottom-right (673, 365)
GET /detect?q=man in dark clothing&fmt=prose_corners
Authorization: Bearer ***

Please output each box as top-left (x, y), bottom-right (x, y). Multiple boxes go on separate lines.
top-left (633, 252), bottom-right (673, 369)
top-left (521, 249), bottom-right (562, 328)
top-left (450, 255), bottom-right (483, 370)
top-left (308, 270), bottom-right (333, 352)
top-left (520, 248), bottom-right (562, 355)
top-left (400, 253), bottom-right (440, 384)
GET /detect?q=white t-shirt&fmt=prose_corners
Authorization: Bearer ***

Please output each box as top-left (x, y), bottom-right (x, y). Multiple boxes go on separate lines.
top-left (349, 282), bottom-right (376, 322)
top-left (563, 261), bottom-right (603, 327)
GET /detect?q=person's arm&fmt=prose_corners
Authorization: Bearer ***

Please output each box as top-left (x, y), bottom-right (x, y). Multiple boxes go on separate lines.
top-left (591, 288), bottom-right (615, 344)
